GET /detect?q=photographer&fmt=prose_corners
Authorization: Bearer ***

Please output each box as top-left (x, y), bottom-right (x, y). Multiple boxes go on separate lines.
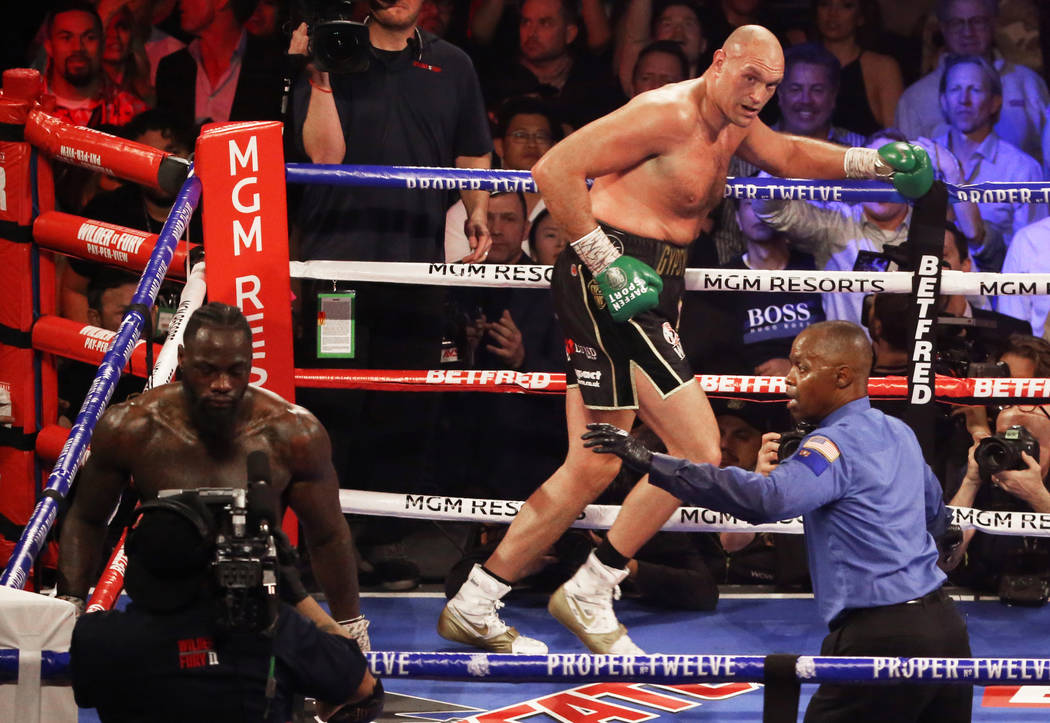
top-left (582, 321), bottom-right (971, 720)
top-left (945, 404), bottom-right (1050, 604)
top-left (70, 491), bottom-right (382, 722)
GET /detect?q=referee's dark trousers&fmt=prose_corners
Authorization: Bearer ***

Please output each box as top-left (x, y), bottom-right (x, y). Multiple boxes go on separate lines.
top-left (804, 588), bottom-right (972, 722)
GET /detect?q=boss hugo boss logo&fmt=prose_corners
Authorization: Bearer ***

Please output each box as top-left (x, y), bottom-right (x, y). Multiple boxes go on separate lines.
top-left (745, 302), bottom-right (815, 328)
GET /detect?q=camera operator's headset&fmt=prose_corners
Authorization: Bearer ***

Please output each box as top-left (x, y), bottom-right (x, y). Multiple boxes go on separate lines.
top-left (126, 495), bottom-right (216, 553)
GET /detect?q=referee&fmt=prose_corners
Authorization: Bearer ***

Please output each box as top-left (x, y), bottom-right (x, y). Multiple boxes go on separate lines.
top-left (583, 320), bottom-right (972, 722)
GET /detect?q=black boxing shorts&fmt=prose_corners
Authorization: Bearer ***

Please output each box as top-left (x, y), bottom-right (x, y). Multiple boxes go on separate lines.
top-left (552, 222), bottom-right (693, 410)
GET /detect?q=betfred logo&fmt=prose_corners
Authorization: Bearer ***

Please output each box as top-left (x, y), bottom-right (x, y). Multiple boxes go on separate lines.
top-left (460, 681), bottom-right (759, 722)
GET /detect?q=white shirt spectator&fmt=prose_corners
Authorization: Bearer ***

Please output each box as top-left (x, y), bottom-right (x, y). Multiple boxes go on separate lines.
top-left (934, 130), bottom-right (1047, 273)
top-left (999, 216), bottom-right (1050, 337)
top-left (753, 200), bottom-right (910, 326)
top-left (896, 51), bottom-right (1049, 168)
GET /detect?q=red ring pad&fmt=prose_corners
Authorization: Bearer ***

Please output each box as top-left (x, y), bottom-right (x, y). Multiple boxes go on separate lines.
top-left (31, 316), bottom-right (161, 376)
top-left (33, 212), bottom-right (189, 280)
top-left (25, 109), bottom-right (169, 191)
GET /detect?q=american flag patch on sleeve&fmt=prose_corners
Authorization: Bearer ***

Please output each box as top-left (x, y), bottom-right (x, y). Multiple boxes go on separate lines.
top-left (795, 435), bottom-right (841, 475)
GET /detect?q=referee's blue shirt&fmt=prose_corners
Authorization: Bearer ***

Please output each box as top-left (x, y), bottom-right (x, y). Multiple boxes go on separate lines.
top-left (649, 397), bottom-right (948, 625)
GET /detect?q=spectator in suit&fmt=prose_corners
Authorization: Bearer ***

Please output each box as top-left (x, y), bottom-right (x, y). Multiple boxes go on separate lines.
top-left (155, 0), bottom-right (285, 128)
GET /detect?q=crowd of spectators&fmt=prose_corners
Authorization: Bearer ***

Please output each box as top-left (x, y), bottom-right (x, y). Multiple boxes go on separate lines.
top-left (7, 0), bottom-right (1050, 599)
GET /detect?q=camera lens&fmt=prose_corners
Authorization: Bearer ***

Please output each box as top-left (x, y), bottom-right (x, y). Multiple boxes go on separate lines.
top-left (975, 437), bottom-right (1016, 475)
top-left (310, 20), bottom-right (370, 73)
top-left (317, 28), bottom-right (356, 62)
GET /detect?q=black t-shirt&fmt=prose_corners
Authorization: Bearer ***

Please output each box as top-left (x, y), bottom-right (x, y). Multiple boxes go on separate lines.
top-left (71, 602), bottom-right (366, 722)
top-left (289, 30), bottom-right (493, 263)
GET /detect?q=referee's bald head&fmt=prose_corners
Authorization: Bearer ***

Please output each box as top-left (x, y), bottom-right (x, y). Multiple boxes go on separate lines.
top-left (798, 321), bottom-right (872, 396)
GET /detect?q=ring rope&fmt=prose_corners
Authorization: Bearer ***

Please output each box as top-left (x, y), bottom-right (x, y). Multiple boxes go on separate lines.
top-left (292, 260), bottom-right (1050, 297)
top-left (365, 652), bottom-right (1050, 686)
top-left (337, 489), bottom-right (1050, 538)
top-left (285, 163), bottom-right (1050, 206)
top-left (0, 174), bottom-right (201, 589)
top-left (2, 648), bottom-right (1048, 687)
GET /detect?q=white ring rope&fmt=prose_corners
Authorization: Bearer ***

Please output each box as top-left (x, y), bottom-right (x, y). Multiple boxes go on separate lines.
top-left (338, 490), bottom-right (1050, 538)
top-left (145, 261), bottom-right (206, 389)
top-left (291, 261), bottom-right (1048, 296)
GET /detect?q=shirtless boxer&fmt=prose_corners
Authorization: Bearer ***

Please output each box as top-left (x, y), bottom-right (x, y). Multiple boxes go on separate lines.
top-left (57, 302), bottom-right (370, 649)
top-left (439, 24), bottom-right (933, 656)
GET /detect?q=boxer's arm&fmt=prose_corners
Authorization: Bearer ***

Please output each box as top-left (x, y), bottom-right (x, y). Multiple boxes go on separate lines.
top-left (285, 410), bottom-right (360, 622)
top-left (532, 93), bottom-right (675, 239)
top-left (57, 406), bottom-right (136, 600)
top-left (737, 121), bottom-right (848, 181)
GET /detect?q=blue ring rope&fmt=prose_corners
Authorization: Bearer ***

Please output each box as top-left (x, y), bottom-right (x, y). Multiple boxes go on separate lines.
top-left (0, 174), bottom-right (202, 590)
top-left (2, 649), bottom-right (1047, 686)
top-left (285, 163), bottom-right (1050, 204)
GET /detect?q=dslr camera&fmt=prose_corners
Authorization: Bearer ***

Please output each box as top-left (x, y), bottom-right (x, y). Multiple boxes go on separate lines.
top-left (777, 422), bottom-right (816, 462)
top-left (297, 0), bottom-right (371, 73)
top-left (974, 425), bottom-right (1040, 477)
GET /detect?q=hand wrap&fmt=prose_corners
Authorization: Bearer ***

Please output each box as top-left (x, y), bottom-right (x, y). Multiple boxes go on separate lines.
top-left (572, 227), bottom-right (663, 322)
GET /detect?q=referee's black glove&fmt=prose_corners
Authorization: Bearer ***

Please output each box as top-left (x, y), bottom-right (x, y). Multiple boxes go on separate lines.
top-left (582, 423), bottom-right (654, 474)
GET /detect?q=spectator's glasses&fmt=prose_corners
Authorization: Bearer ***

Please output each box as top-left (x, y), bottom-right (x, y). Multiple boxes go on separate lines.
top-left (997, 405), bottom-right (1050, 421)
top-left (508, 130), bottom-right (554, 145)
top-left (943, 16), bottom-right (991, 33)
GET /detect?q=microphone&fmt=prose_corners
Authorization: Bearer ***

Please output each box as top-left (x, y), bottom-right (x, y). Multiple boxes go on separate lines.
top-left (246, 451), bottom-right (278, 530)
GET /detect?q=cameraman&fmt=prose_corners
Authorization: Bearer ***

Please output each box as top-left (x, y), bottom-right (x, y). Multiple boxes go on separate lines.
top-left (286, 0), bottom-right (493, 590)
top-left (70, 492), bottom-right (381, 722)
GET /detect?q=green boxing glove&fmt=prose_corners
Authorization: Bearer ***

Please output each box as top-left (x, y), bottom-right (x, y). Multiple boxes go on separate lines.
top-left (571, 226), bottom-right (663, 322)
top-left (878, 141), bottom-right (934, 199)
top-left (597, 256), bottom-right (663, 322)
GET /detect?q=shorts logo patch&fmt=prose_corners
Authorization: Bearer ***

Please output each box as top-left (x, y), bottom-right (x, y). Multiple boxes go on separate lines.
top-left (588, 278), bottom-right (607, 309)
top-left (565, 338), bottom-right (598, 361)
top-left (795, 435), bottom-right (840, 476)
top-left (570, 263), bottom-right (578, 277)
top-left (662, 322), bottom-right (685, 360)
top-left (576, 369), bottom-right (602, 387)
